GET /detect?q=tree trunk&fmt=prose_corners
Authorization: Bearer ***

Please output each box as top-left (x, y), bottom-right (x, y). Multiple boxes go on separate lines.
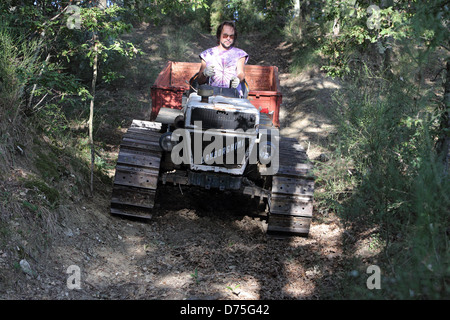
top-left (89, 33), bottom-right (98, 195)
top-left (437, 59), bottom-right (450, 174)
top-left (293, 0), bottom-right (300, 17)
top-left (293, 0), bottom-right (303, 39)
top-left (381, 0), bottom-right (394, 79)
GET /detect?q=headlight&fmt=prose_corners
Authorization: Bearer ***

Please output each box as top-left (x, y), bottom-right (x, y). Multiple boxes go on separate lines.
top-left (174, 115), bottom-right (185, 128)
top-left (159, 132), bottom-right (175, 151)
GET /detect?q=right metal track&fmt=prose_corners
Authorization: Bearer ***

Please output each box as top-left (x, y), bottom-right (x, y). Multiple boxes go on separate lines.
top-left (267, 136), bottom-right (315, 237)
top-left (110, 120), bottom-right (162, 219)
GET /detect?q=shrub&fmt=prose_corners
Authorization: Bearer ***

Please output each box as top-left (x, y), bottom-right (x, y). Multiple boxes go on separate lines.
top-left (327, 65), bottom-right (449, 299)
top-left (0, 26), bottom-right (39, 125)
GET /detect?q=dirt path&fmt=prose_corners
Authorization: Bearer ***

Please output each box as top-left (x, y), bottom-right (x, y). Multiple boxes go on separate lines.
top-left (1, 23), bottom-right (353, 301)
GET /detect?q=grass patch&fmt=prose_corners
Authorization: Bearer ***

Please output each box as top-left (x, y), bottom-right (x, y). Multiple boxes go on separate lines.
top-left (23, 178), bottom-right (60, 207)
top-left (315, 63), bottom-right (450, 299)
top-left (33, 149), bottom-right (64, 183)
top-left (158, 26), bottom-right (194, 61)
top-left (290, 45), bottom-right (323, 74)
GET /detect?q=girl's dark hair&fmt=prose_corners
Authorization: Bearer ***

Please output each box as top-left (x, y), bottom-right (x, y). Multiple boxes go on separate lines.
top-left (216, 21), bottom-right (237, 45)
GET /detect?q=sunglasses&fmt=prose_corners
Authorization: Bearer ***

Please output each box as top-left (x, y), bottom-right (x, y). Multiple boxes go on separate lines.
top-left (222, 33), bottom-right (235, 39)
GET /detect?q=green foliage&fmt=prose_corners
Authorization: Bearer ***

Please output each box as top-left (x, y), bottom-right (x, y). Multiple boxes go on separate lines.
top-left (324, 62), bottom-right (449, 298)
top-left (210, 0), bottom-right (292, 35)
top-left (313, 153), bottom-right (355, 219)
top-left (190, 268), bottom-right (200, 285)
top-left (284, 0), bottom-right (449, 79)
top-left (57, 4), bottom-right (138, 85)
top-left (23, 178), bottom-right (60, 207)
top-left (0, 26), bottom-right (40, 123)
top-left (22, 200), bottom-right (39, 213)
top-left (210, 0), bottom-right (229, 34)
top-left (158, 26), bottom-right (194, 61)
top-left (409, 0), bottom-right (450, 51)
top-left (33, 149), bottom-right (65, 182)
top-left (150, 0), bottom-right (211, 31)
top-left (401, 149), bottom-right (450, 299)
top-left (227, 0), bottom-right (267, 33)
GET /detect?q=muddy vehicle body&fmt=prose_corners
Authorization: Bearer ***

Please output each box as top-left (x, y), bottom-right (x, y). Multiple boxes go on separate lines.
top-left (110, 62), bottom-right (314, 237)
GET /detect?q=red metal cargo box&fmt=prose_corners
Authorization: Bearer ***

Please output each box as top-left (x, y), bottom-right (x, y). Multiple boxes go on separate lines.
top-left (150, 61), bottom-right (282, 127)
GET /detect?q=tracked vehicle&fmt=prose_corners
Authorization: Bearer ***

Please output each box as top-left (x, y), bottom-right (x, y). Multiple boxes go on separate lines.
top-left (110, 61), bottom-right (314, 237)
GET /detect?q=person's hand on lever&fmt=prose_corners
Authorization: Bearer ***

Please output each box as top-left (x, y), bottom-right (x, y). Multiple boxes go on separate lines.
top-left (203, 65), bottom-right (215, 78)
top-left (230, 76), bottom-right (240, 88)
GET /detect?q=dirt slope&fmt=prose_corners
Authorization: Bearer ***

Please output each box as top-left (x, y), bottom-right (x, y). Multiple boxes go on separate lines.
top-left (0, 22), bottom-right (362, 301)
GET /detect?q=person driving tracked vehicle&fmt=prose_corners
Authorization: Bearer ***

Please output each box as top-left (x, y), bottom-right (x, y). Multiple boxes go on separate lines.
top-left (195, 21), bottom-right (249, 97)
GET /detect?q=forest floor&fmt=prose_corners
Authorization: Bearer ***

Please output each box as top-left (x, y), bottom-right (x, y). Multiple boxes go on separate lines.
top-left (0, 22), bottom-right (380, 300)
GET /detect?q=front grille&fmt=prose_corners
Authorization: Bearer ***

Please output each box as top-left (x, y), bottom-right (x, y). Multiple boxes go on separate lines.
top-left (190, 131), bottom-right (250, 168)
top-left (191, 108), bottom-right (256, 131)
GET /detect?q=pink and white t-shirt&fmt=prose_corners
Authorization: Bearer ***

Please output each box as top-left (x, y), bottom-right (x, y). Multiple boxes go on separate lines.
top-left (199, 46), bottom-right (249, 88)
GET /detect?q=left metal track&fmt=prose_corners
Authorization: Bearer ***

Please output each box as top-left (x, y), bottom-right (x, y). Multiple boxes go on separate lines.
top-left (110, 120), bottom-right (162, 219)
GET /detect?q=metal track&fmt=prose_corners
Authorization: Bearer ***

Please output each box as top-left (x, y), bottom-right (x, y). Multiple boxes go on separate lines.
top-left (110, 120), bottom-right (162, 219)
top-left (267, 136), bottom-right (314, 237)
